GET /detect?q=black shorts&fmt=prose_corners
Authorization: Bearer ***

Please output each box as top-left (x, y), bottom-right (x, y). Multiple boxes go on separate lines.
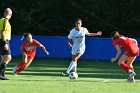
top-left (0, 39), bottom-right (11, 55)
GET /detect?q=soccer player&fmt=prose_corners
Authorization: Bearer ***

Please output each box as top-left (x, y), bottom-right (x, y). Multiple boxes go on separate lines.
top-left (62, 18), bottom-right (102, 76)
top-left (111, 31), bottom-right (139, 82)
top-left (0, 8), bottom-right (12, 80)
top-left (13, 33), bottom-right (49, 76)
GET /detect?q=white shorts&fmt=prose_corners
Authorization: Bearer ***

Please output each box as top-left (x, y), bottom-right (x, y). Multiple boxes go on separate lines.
top-left (71, 47), bottom-right (85, 55)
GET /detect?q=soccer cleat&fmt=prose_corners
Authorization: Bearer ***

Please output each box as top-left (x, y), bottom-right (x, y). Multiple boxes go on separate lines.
top-left (2, 77), bottom-right (10, 80)
top-left (0, 75), bottom-right (10, 80)
top-left (13, 66), bottom-right (17, 75)
top-left (61, 72), bottom-right (69, 76)
top-left (128, 71), bottom-right (136, 80)
top-left (13, 73), bottom-right (17, 76)
top-left (0, 75), bottom-right (5, 80)
top-left (129, 79), bottom-right (135, 83)
top-left (128, 76), bottom-right (135, 83)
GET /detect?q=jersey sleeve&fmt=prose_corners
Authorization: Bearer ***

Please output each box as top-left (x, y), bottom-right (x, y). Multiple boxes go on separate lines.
top-left (2, 19), bottom-right (8, 31)
top-left (21, 42), bottom-right (27, 49)
top-left (84, 28), bottom-right (89, 35)
top-left (113, 39), bottom-right (119, 47)
top-left (33, 40), bottom-right (42, 46)
top-left (68, 30), bottom-right (73, 39)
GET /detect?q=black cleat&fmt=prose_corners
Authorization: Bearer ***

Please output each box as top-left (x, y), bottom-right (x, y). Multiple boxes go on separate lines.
top-left (3, 77), bottom-right (10, 80)
top-left (0, 75), bottom-right (6, 80)
top-left (0, 75), bottom-right (10, 80)
top-left (61, 72), bottom-right (69, 76)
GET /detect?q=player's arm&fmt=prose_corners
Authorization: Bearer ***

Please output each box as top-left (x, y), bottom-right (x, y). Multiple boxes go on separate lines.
top-left (1, 19), bottom-right (8, 50)
top-left (40, 45), bottom-right (49, 55)
top-left (67, 38), bottom-right (72, 48)
top-left (34, 40), bottom-right (49, 55)
top-left (111, 45), bottom-right (121, 62)
top-left (1, 20), bottom-right (7, 42)
top-left (86, 31), bottom-right (102, 36)
top-left (67, 30), bottom-right (73, 48)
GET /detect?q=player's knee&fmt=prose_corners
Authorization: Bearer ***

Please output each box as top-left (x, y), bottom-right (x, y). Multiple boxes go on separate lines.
top-left (22, 58), bottom-right (27, 63)
top-left (3, 55), bottom-right (12, 63)
top-left (8, 55), bottom-right (12, 61)
top-left (72, 58), bottom-right (78, 62)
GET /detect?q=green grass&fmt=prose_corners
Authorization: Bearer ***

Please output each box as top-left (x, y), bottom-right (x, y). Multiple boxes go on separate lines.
top-left (0, 58), bottom-right (140, 93)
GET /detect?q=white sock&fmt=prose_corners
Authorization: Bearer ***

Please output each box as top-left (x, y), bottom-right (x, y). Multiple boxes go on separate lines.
top-left (66, 61), bottom-right (76, 73)
top-left (73, 63), bottom-right (77, 73)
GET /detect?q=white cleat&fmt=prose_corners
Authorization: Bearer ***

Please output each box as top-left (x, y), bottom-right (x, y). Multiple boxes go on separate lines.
top-left (128, 71), bottom-right (136, 80)
top-left (128, 76), bottom-right (135, 83)
top-left (13, 73), bottom-right (17, 76)
top-left (13, 66), bottom-right (17, 76)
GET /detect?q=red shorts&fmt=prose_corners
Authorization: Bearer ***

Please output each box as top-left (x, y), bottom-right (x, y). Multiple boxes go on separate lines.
top-left (125, 43), bottom-right (139, 56)
top-left (27, 55), bottom-right (35, 60)
top-left (27, 53), bottom-right (35, 60)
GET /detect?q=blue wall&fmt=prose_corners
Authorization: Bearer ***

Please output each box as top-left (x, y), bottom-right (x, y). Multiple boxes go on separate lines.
top-left (10, 36), bottom-right (140, 61)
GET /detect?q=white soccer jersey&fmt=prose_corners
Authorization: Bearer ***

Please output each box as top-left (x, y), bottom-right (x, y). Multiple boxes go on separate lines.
top-left (68, 27), bottom-right (89, 55)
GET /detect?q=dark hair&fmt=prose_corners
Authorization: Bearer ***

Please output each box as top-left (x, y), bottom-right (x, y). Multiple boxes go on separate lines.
top-left (21, 33), bottom-right (31, 40)
top-left (111, 31), bottom-right (121, 40)
top-left (75, 18), bottom-right (82, 23)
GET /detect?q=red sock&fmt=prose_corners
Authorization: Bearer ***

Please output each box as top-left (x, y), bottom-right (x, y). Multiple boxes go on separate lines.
top-left (119, 63), bottom-right (129, 72)
top-left (17, 61), bottom-right (24, 67)
top-left (129, 67), bottom-right (134, 72)
top-left (16, 65), bottom-right (26, 74)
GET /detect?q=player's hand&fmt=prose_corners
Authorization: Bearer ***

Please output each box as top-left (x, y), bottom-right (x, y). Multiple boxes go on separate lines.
top-left (45, 51), bottom-right (49, 55)
top-left (97, 31), bottom-right (102, 35)
top-left (68, 43), bottom-right (72, 48)
top-left (111, 58), bottom-right (117, 63)
top-left (4, 44), bottom-right (9, 50)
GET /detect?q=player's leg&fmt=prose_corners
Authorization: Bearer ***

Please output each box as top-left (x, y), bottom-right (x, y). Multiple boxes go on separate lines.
top-left (118, 54), bottom-right (136, 81)
top-left (62, 53), bottom-right (81, 76)
top-left (124, 44), bottom-right (138, 81)
top-left (127, 56), bottom-right (136, 71)
top-left (67, 53), bottom-right (81, 73)
top-left (15, 56), bottom-right (34, 75)
top-left (0, 42), bottom-right (12, 80)
top-left (126, 56), bottom-right (136, 81)
top-left (0, 55), bottom-right (11, 76)
top-left (13, 53), bottom-right (28, 75)
top-left (118, 54), bottom-right (129, 72)
top-left (15, 58), bottom-right (34, 75)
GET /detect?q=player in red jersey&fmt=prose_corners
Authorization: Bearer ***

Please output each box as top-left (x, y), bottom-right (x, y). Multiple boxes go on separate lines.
top-left (13, 33), bottom-right (49, 76)
top-left (111, 31), bottom-right (139, 82)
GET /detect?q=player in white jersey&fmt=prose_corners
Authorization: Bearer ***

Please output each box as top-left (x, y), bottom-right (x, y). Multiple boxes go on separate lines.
top-left (62, 18), bottom-right (102, 76)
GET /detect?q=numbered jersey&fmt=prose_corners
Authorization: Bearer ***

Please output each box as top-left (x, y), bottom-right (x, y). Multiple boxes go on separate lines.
top-left (68, 27), bottom-right (89, 49)
top-left (21, 39), bottom-right (41, 57)
top-left (113, 36), bottom-right (138, 50)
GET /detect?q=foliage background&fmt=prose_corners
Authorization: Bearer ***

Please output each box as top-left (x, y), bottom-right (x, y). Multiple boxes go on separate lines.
top-left (0, 0), bottom-right (140, 37)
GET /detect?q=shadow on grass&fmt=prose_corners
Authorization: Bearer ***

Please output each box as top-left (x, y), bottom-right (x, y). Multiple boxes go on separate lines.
top-left (5, 58), bottom-right (140, 80)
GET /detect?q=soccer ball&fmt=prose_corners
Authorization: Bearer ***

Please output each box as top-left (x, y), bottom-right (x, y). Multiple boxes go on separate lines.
top-left (69, 72), bottom-right (78, 79)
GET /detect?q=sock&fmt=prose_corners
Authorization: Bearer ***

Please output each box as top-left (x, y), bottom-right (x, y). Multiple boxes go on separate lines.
top-left (0, 62), bottom-right (7, 77)
top-left (2, 65), bottom-right (7, 77)
top-left (128, 67), bottom-right (134, 72)
top-left (16, 64), bottom-right (26, 74)
top-left (130, 67), bottom-right (134, 71)
top-left (17, 61), bottom-right (24, 67)
top-left (119, 62), bottom-right (129, 72)
top-left (66, 61), bottom-right (76, 73)
top-left (73, 63), bottom-right (77, 73)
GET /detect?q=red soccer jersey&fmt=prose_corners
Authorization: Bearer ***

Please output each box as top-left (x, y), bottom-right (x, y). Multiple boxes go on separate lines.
top-left (21, 39), bottom-right (41, 57)
top-left (113, 36), bottom-right (137, 51)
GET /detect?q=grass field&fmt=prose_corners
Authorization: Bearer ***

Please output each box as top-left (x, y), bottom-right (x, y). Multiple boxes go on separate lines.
top-left (0, 58), bottom-right (140, 93)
